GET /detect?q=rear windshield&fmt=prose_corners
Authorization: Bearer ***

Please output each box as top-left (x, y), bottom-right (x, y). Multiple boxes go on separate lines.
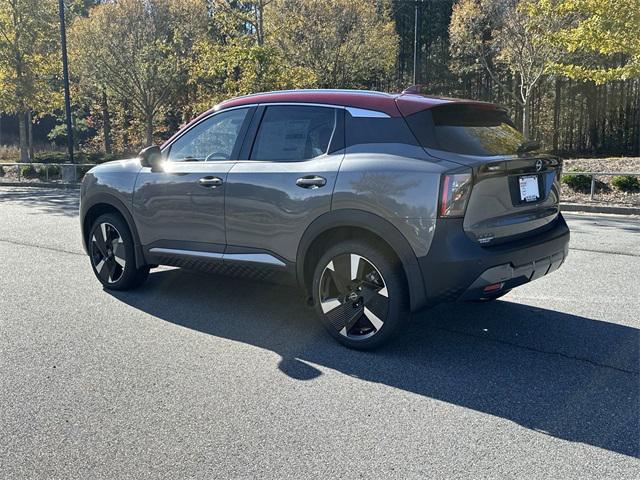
top-left (405, 104), bottom-right (524, 156)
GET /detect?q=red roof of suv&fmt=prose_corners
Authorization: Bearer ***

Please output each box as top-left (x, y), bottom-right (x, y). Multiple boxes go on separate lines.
top-left (162, 89), bottom-right (492, 148)
top-left (215, 89), bottom-right (487, 117)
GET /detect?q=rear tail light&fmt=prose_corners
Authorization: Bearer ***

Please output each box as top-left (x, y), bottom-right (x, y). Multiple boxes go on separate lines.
top-left (439, 171), bottom-right (472, 218)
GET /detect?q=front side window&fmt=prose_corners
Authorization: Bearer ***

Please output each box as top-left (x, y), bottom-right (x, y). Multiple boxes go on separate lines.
top-left (250, 106), bottom-right (336, 161)
top-left (406, 104), bottom-right (524, 156)
top-left (167, 108), bottom-right (249, 162)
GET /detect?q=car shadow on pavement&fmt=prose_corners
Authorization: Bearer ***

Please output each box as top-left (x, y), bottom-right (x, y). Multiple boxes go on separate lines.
top-left (0, 187), bottom-right (79, 216)
top-left (108, 267), bottom-right (640, 458)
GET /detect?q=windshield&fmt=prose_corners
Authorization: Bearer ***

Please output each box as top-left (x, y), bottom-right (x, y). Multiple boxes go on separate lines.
top-left (406, 104), bottom-right (524, 156)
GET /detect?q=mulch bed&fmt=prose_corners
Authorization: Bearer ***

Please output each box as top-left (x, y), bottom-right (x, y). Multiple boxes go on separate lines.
top-left (562, 157), bottom-right (640, 206)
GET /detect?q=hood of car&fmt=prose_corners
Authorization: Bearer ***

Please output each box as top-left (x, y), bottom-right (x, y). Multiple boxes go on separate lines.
top-left (88, 158), bottom-right (142, 174)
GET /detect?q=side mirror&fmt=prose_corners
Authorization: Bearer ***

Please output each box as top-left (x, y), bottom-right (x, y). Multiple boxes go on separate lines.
top-left (139, 145), bottom-right (164, 172)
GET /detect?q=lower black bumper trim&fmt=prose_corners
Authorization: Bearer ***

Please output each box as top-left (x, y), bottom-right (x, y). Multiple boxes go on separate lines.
top-left (418, 213), bottom-right (570, 305)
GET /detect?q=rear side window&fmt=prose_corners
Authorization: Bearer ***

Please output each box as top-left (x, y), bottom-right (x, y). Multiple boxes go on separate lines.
top-left (346, 115), bottom-right (418, 148)
top-left (250, 106), bottom-right (337, 161)
top-left (406, 104), bottom-right (524, 156)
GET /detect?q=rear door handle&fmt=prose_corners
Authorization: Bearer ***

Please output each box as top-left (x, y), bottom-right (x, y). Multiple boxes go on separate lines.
top-left (198, 176), bottom-right (223, 188)
top-left (296, 175), bottom-right (327, 189)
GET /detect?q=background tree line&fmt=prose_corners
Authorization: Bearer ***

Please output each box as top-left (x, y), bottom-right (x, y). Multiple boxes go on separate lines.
top-left (0, 0), bottom-right (638, 162)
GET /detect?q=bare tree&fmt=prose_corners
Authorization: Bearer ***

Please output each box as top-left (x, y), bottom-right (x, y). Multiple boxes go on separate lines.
top-left (70, 0), bottom-right (207, 146)
top-left (450, 0), bottom-right (564, 138)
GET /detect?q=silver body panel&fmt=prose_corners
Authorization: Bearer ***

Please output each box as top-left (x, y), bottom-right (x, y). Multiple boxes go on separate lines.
top-left (332, 152), bottom-right (456, 257)
top-left (80, 152), bottom-right (444, 265)
top-left (132, 161), bottom-right (236, 250)
top-left (79, 95), bottom-right (569, 312)
top-left (225, 154), bottom-right (344, 263)
top-left (426, 148), bottom-right (562, 244)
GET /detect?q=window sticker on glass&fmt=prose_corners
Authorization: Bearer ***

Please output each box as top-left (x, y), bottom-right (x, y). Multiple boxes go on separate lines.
top-left (251, 106), bottom-right (336, 161)
top-left (257, 119), bottom-right (310, 158)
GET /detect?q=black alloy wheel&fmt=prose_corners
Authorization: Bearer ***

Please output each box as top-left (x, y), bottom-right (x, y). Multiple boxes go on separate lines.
top-left (312, 241), bottom-right (409, 349)
top-left (89, 213), bottom-right (149, 290)
top-left (91, 222), bottom-right (126, 285)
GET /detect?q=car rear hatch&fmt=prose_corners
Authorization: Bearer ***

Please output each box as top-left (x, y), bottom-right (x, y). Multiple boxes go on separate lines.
top-left (402, 102), bottom-right (562, 245)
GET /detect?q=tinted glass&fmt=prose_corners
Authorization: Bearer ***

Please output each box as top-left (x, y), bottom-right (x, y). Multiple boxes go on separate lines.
top-left (346, 115), bottom-right (418, 147)
top-left (406, 105), bottom-right (524, 156)
top-left (251, 106), bottom-right (336, 161)
top-left (168, 108), bottom-right (248, 162)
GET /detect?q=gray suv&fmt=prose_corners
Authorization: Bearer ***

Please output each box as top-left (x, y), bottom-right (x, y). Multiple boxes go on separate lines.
top-left (80, 89), bottom-right (570, 349)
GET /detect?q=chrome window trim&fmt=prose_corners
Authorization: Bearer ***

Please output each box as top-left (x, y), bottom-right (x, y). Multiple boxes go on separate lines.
top-left (345, 107), bottom-right (391, 118)
top-left (162, 101), bottom-right (390, 156)
top-left (256, 102), bottom-right (390, 118)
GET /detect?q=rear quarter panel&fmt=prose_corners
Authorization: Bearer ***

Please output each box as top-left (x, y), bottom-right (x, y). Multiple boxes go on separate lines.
top-left (332, 153), bottom-right (458, 257)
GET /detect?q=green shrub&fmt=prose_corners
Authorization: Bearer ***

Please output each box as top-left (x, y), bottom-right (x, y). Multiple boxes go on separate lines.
top-left (49, 164), bottom-right (61, 178)
top-left (0, 145), bottom-right (20, 162)
top-left (85, 152), bottom-right (118, 164)
top-left (20, 164), bottom-right (38, 179)
top-left (611, 175), bottom-right (640, 192)
top-left (96, 153), bottom-right (118, 164)
top-left (31, 150), bottom-right (123, 165)
top-left (561, 171), bottom-right (592, 192)
top-left (38, 164), bottom-right (61, 180)
top-left (77, 165), bottom-right (93, 181)
top-left (0, 165), bottom-right (5, 177)
top-left (34, 152), bottom-right (69, 164)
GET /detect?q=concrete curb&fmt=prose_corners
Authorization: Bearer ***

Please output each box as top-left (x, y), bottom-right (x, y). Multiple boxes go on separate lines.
top-left (560, 202), bottom-right (640, 215)
top-left (0, 181), bottom-right (80, 189)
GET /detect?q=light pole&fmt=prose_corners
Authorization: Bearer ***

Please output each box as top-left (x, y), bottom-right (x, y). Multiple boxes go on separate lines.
top-left (58, 0), bottom-right (74, 164)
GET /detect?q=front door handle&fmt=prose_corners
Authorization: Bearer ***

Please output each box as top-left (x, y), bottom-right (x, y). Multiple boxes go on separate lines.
top-left (296, 175), bottom-right (327, 189)
top-left (198, 176), bottom-right (223, 188)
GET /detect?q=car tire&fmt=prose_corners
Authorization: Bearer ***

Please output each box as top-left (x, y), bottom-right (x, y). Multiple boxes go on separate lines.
top-left (311, 240), bottom-right (410, 350)
top-left (88, 213), bottom-right (149, 290)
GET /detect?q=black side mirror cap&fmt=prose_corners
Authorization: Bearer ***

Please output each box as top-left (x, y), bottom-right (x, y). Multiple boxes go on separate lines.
top-left (139, 145), bottom-right (164, 172)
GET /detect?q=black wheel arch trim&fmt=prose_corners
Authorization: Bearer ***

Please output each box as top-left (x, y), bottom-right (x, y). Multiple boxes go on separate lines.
top-left (296, 209), bottom-right (427, 312)
top-left (81, 193), bottom-right (146, 269)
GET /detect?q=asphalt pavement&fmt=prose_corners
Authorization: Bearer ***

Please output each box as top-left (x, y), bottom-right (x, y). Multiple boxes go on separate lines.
top-left (0, 187), bottom-right (638, 479)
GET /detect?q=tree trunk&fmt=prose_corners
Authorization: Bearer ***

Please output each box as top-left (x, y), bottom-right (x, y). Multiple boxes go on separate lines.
top-left (101, 90), bottom-right (112, 154)
top-left (568, 80), bottom-right (575, 151)
top-left (18, 109), bottom-right (28, 162)
top-left (145, 113), bottom-right (153, 146)
top-left (577, 96), bottom-right (585, 152)
top-left (522, 96), bottom-right (530, 140)
top-left (587, 82), bottom-right (598, 151)
top-left (122, 100), bottom-right (131, 153)
top-left (636, 84), bottom-right (640, 155)
top-left (27, 111), bottom-right (34, 160)
top-left (256, 0), bottom-right (265, 46)
top-left (513, 73), bottom-right (521, 128)
top-left (552, 77), bottom-right (562, 152)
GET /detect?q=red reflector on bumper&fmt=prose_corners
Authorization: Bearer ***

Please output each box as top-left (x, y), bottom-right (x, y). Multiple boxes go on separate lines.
top-left (483, 282), bottom-right (504, 293)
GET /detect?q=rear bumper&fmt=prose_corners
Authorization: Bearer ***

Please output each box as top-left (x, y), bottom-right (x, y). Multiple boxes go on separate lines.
top-left (417, 213), bottom-right (570, 305)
